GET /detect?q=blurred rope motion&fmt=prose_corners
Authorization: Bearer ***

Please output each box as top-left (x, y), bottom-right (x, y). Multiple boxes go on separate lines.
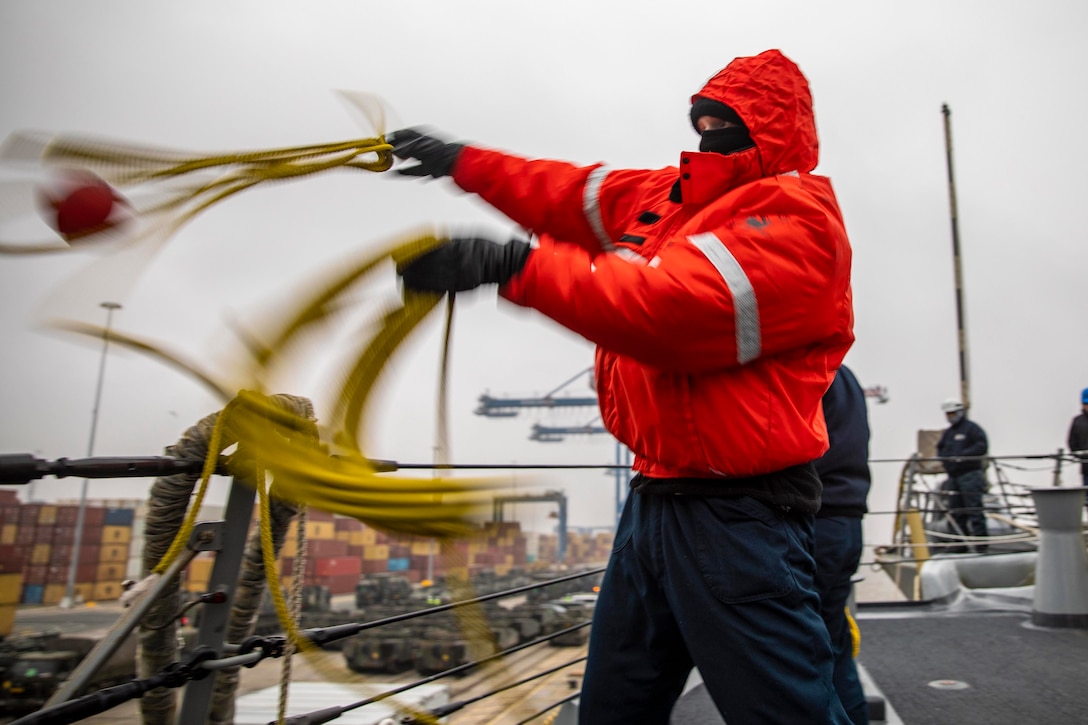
top-left (0, 94), bottom-right (524, 723)
top-left (0, 91), bottom-right (394, 253)
top-left (0, 91), bottom-right (507, 536)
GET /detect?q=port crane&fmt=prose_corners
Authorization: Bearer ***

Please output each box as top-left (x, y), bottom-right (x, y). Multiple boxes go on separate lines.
top-left (529, 421), bottom-right (608, 443)
top-left (477, 368), bottom-right (629, 526)
top-left (475, 367), bottom-right (598, 417)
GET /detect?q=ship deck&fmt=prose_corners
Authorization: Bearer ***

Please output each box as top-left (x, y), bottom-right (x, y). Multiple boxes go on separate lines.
top-left (856, 605), bottom-right (1088, 724)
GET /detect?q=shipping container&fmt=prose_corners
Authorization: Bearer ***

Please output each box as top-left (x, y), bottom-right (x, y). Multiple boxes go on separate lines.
top-left (362, 545), bottom-right (389, 561)
top-left (37, 505), bottom-right (58, 526)
top-left (82, 506), bottom-right (106, 526)
top-left (21, 583), bottom-right (44, 604)
top-left (101, 525), bottom-right (132, 544)
top-left (343, 529), bottom-right (377, 547)
top-left (0, 572), bottom-right (22, 604)
top-left (188, 557), bottom-right (215, 583)
top-left (43, 583), bottom-right (66, 605)
top-left (30, 543), bottom-right (51, 565)
top-left (410, 541), bottom-right (439, 556)
top-left (311, 573), bottom-right (357, 594)
top-left (103, 508), bottom-right (135, 526)
top-left (24, 565), bottom-right (47, 585)
top-left (0, 506), bottom-right (20, 525)
top-left (76, 562), bottom-right (98, 583)
top-left (387, 557), bottom-right (410, 572)
top-left (45, 565), bottom-right (69, 585)
top-left (51, 526), bottom-right (74, 546)
top-left (361, 559), bottom-right (388, 575)
top-left (285, 520), bottom-right (337, 542)
top-left (18, 504), bottom-right (43, 527)
top-left (334, 517), bottom-right (363, 532)
top-left (307, 521), bottom-right (336, 540)
top-left (410, 555), bottom-right (432, 573)
top-left (315, 557), bottom-right (362, 577)
top-left (51, 525), bottom-right (104, 546)
top-left (306, 539), bottom-right (349, 558)
top-left (15, 527), bottom-right (35, 546)
top-left (99, 544), bottom-right (130, 563)
top-left (96, 562), bottom-right (127, 582)
top-left (93, 580), bottom-right (124, 600)
top-left (56, 505), bottom-right (81, 525)
top-left (50, 545), bottom-right (100, 567)
top-left (0, 543), bottom-right (23, 572)
top-left (0, 602), bottom-right (16, 635)
top-left (33, 527), bottom-right (53, 544)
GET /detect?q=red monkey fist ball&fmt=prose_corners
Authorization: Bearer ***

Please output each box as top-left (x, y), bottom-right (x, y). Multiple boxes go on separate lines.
top-left (37, 170), bottom-right (131, 242)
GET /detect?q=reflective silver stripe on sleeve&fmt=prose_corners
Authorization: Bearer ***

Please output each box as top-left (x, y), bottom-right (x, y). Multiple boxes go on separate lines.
top-left (614, 248), bottom-right (646, 264)
top-left (583, 166), bottom-right (615, 251)
top-left (688, 232), bottom-right (761, 364)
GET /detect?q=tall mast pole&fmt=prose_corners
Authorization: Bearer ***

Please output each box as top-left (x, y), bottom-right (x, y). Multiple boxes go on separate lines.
top-left (61, 301), bottom-right (121, 608)
top-left (942, 103), bottom-right (971, 410)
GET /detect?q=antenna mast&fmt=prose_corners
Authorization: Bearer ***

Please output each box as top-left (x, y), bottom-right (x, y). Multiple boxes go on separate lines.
top-left (942, 103), bottom-right (971, 409)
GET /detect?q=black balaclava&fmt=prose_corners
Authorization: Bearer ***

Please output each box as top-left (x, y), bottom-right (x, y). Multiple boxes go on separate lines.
top-left (690, 96), bottom-right (755, 156)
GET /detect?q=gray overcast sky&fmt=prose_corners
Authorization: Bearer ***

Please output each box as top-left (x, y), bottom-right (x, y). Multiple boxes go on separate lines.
top-left (1, 1), bottom-right (1086, 550)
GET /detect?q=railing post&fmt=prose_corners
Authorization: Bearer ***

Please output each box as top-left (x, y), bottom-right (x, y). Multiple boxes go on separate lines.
top-left (177, 469), bottom-right (258, 723)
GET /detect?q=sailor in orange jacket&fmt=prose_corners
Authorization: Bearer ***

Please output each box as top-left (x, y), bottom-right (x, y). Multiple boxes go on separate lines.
top-left (392, 48), bottom-right (854, 724)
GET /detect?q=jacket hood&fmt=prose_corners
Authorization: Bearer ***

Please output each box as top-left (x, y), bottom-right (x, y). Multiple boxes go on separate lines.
top-left (691, 49), bottom-right (818, 174)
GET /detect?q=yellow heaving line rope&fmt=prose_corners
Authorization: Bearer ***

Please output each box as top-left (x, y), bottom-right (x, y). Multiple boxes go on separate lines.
top-left (2, 108), bottom-right (515, 723)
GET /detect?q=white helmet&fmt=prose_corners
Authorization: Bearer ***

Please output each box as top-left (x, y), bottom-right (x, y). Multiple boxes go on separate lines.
top-left (941, 398), bottom-right (965, 414)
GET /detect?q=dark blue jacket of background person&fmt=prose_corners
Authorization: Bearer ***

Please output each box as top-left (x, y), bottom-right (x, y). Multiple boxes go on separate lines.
top-left (815, 365), bottom-right (872, 517)
top-left (936, 417), bottom-right (988, 476)
top-left (812, 365), bottom-right (872, 725)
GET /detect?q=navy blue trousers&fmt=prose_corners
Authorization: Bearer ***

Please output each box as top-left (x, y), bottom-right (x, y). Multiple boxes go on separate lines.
top-left (579, 493), bottom-right (849, 724)
top-left (947, 470), bottom-right (988, 551)
top-left (813, 516), bottom-right (868, 725)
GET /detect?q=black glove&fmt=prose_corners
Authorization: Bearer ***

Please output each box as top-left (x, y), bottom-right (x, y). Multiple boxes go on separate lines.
top-left (386, 127), bottom-right (465, 178)
top-left (398, 237), bottom-right (532, 292)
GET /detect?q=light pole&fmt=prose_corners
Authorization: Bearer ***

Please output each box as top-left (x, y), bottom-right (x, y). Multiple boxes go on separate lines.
top-left (60, 301), bottom-right (121, 609)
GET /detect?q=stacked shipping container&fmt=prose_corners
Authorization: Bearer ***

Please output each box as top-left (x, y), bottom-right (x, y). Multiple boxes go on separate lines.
top-left (0, 496), bottom-right (136, 614)
top-left (0, 485), bottom-right (611, 627)
top-left (536, 529), bottom-right (615, 565)
top-left (180, 514), bottom-right (549, 596)
top-left (0, 489), bottom-right (18, 634)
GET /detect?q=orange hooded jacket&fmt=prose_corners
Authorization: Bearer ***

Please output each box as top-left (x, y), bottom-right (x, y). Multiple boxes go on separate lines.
top-left (451, 49), bottom-right (854, 480)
